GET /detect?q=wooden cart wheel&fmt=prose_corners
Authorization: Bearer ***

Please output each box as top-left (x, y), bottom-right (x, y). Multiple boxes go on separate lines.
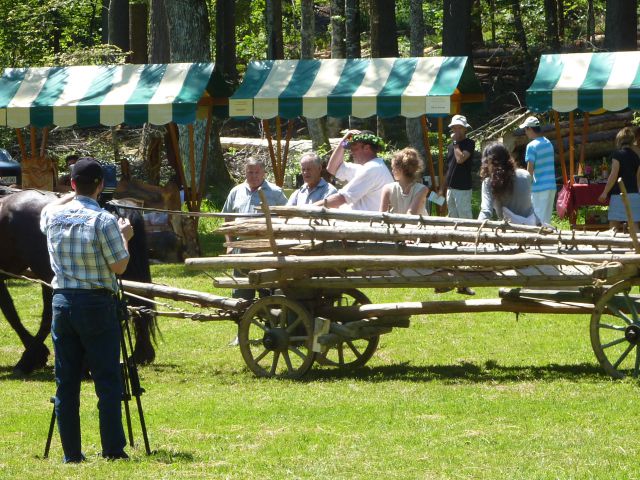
top-left (238, 296), bottom-right (316, 379)
top-left (316, 289), bottom-right (380, 369)
top-left (590, 279), bottom-right (640, 379)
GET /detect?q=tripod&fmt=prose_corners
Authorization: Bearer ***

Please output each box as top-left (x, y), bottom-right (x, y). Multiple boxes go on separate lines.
top-left (44, 283), bottom-right (151, 458)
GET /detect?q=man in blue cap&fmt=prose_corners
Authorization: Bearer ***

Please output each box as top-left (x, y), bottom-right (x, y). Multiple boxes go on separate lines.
top-left (40, 157), bottom-right (132, 462)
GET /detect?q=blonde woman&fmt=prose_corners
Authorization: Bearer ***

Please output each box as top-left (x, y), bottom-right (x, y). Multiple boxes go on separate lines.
top-left (380, 147), bottom-right (430, 215)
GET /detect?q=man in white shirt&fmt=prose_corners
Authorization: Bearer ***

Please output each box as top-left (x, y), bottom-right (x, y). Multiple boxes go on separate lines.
top-left (317, 130), bottom-right (393, 211)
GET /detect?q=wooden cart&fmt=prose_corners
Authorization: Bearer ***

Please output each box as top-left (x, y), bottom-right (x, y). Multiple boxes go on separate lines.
top-left (132, 205), bottom-right (640, 380)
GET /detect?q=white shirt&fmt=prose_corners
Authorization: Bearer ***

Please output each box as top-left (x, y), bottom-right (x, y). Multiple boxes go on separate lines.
top-left (335, 157), bottom-right (393, 211)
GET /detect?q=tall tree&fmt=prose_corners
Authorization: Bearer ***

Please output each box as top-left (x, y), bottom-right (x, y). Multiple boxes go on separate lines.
top-left (331, 0), bottom-right (346, 59)
top-left (301, 0), bottom-right (330, 152)
top-left (442, 0), bottom-right (473, 56)
top-left (162, 0), bottom-right (232, 204)
top-left (265, 0), bottom-right (284, 59)
top-left (108, 0), bottom-right (129, 52)
top-left (586, 0), bottom-right (595, 44)
top-left (470, 0), bottom-right (484, 48)
top-left (149, 0), bottom-right (170, 63)
top-left (215, 0), bottom-right (237, 82)
top-left (544, 0), bottom-right (560, 50)
top-left (510, 0), bottom-right (529, 64)
top-left (370, 0), bottom-right (398, 57)
top-left (345, 0), bottom-right (361, 59)
top-left (406, 0), bottom-right (426, 157)
top-left (604, 0), bottom-right (638, 51)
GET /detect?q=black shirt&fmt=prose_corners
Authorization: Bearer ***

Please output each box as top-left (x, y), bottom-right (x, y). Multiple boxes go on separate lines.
top-left (445, 137), bottom-right (475, 190)
top-left (610, 147), bottom-right (640, 195)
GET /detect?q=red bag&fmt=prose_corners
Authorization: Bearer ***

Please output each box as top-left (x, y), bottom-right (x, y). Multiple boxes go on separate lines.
top-left (556, 184), bottom-right (574, 219)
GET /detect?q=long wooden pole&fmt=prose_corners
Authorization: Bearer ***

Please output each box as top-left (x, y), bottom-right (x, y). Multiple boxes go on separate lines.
top-left (186, 252), bottom-right (640, 271)
top-left (578, 112), bottom-right (589, 176)
top-left (275, 116), bottom-right (283, 186)
top-left (187, 124), bottom-right (197, 210)
top-left (15, 129), bottom-right (27, 163)
top-left (569, 111), bottom-right (575, 186)
top-left (262, 119), bottom-right (277, 182)
top-left (197, 108), bottom-right (213, 210)
top-left (167, 122), bottom-right (188, 199)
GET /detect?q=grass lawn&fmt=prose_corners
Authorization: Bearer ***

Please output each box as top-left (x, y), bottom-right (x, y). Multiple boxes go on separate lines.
top-left (1, 259), bottom-right (640, 479)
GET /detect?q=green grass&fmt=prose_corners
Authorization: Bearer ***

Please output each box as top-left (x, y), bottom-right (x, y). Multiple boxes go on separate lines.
top-left (2, 272), bottom-right (640, 479)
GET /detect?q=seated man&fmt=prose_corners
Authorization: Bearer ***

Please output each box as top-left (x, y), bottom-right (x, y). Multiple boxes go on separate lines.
top-left (287, 153), bottom-right (337, 206)
top-left (316, 130), bottom-right (393, 211)
top-left (222, 158), bottom-right (287, 300)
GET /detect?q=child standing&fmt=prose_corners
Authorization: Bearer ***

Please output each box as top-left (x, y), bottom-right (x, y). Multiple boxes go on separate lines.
top-left (380, 148), bottom-right (430, 215)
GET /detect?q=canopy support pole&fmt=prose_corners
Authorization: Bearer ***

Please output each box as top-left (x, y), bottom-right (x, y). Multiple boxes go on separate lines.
top-left (275, 117), bottom-right (282, 185)
top-left (578, 112), bottom-right (589, 176)
top-left (262, 120), bottom-right (277, 183)
top-left (569, 112), bottom-right (575, 186)
top-left (187, 124), bottom-right (197, 211)
top-left (282, 119), bottom-right (294, 187)
top-left (553, 111), bottom-right (567, 184)
top-left (420, 115), bottom-right (437, 191)
top-left (197, 107), bottom-right (213, 211)
top-left (167, 122), bottom-right (189, 209)
top-left (437, 117), bottom-right (446, 215)
top-left (15, 129), bottom-right (27, 163)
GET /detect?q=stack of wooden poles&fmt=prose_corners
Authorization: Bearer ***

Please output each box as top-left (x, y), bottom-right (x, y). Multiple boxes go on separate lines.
top-left (185, 205), bottom-right (640, 292)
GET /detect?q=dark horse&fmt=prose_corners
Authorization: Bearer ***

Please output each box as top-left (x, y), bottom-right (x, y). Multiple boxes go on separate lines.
top-left (0, 188), bottom-right (157, 375)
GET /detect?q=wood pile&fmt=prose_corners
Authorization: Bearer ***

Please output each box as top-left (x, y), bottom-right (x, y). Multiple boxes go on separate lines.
top-left (185, 205), bottom-right (640, 292)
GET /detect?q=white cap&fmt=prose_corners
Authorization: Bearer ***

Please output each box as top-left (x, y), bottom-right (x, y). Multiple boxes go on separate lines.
top-left (519, 116), bottom-right (540, 129)
top-left (448, 114), bottom-right (470, 129)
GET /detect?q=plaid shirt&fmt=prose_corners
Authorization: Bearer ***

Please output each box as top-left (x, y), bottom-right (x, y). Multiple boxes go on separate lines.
top-left (40, 196), bottom-right (129, 292)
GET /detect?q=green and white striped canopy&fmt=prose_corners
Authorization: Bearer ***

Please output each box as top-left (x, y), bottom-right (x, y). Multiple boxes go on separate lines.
top-left (229, 57), bottom-right (483, 119)
top-left (0, 63), bottom-right (216, 128)
top-left (527, 52), bottom-right (640, 113)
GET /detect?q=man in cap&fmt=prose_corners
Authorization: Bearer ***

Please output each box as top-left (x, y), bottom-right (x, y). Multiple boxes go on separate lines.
top-left (40, 157), bottom-right (133, 462)
top-left (520, 116), bottom-right (556, 225)
top-left (440, 115), bottom-right (475, 219)
top-left (287, 152), bottom-right (337, 206)
top-left (318, 129), bottom-right (393, 211)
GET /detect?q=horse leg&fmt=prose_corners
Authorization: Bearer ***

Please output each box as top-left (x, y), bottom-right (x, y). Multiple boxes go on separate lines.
top-left (132, 309), bottom-right (156, 365)
top-left (13, 285), bottom-right (51, 375)
top-left (0, 280), bottom-right (37, 348)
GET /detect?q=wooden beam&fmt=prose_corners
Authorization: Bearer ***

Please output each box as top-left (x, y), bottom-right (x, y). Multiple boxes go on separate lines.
top-left (554, 111), bottom-right (568, 184)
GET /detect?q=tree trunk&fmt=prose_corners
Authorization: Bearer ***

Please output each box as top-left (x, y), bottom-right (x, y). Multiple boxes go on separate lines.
top-left (331, 0), bottom-right (346, 58)
top-left (470, 0), bottom-right (484, 48)
top-left (510, 0), bottom-right (530, 70)
top-left (108, 0), bottom-right (130, 53)
top-left (605, 0), bottom-right (638, 51)
top-left (149, 0), bottom-right (170, 63)
top-left (265, 0), bottom-right (284, 59)
top-left (587, 0), bottom-right (595, 43)
top-left (488, 0), bottom-right (496, 45)
top-left (557, 0), bottom-right (564, 39)
top-left (129, 3), bottom-right (148, 64)
top-left (345, 0), bottom-right (361, 59)
top-left (370, 0), bottom-right (398, 57)
top-left (544, 0), bottom-right (560, 50)
top-left (406, 0), bottom-right (426, 158)
top-left (102, 0), bottom-right (110, 44)
top-left (442, 0), bottom-right (473, 56)
top-left (302, 0), bottom-right (330, 152)
top-left (215, 0), bottom-right (237, 82)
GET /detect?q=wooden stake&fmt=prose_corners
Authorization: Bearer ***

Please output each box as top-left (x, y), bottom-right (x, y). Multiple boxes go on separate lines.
top-left (553, 111), bottom-right (567, 184)
top-left (258, 189), bottom-right (279, 255)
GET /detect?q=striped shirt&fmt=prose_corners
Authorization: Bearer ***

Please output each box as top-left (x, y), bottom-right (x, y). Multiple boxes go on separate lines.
top-left (524, 136), bottom-right (556, 192)
top-left (40, 196), bottom-right (129, 292)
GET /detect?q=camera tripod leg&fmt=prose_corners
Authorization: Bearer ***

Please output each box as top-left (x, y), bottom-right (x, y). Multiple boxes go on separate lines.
top-left (43, 397), bottom-right (56, 459)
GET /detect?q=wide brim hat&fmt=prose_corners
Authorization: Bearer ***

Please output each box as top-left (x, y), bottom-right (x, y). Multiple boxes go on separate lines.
top-left (448, 114), bottom-right (470, 129)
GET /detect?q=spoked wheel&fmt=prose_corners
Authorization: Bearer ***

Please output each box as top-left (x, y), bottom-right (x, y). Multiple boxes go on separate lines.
top-left (238, 296), bottom-right (315, 379)
top-left (316, 289), bottom-right (379, 369)
top-left (590, 279), bottom-right (640, 379)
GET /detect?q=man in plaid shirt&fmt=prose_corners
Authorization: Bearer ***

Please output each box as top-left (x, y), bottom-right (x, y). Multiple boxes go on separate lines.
top-left (40, 157), bottom-right (133, 463)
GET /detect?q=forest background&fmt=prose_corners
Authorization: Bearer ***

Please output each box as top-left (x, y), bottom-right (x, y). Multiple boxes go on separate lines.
top-left (0, 0), bottom-right (637, 201)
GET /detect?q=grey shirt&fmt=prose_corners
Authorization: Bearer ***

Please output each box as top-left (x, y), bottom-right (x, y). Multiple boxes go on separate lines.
top-left (478, 169), bottom-right (535, 221)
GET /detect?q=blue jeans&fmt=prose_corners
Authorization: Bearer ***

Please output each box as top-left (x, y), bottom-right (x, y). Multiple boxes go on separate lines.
top-left (51, 289), bottom-right (126, 461)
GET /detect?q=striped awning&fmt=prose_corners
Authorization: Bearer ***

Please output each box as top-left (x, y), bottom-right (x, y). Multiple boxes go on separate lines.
top-left (229, 57), bottom-right (483, 119)
top-left (527, 52), bottom-right (640, 113)
top-left (0, 63), bottom-right (217, 128)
